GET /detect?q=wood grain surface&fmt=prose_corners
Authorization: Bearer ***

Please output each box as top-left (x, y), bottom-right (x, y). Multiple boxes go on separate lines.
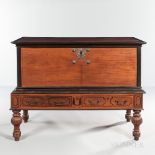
top-left (21, 48), bottom-right (82, 87)
top-left (82, 48), bottom-right (137, 86)
top-left (21, 48), bottom-right (137, 87)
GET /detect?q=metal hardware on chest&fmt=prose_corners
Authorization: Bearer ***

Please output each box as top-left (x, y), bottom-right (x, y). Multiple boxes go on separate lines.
top-left (72, 48), bottom-right (90, 64)
top-left (72, 48), bottom-right (90, 59)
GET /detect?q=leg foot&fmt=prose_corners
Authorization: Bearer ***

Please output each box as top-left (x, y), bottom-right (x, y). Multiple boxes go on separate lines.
top-left (22, 110), bottom-right (29, 123)
top-left (125, 110), bottom-right (131, 122)
top-left (131, 110), bottom-right (142, 141)
top-left (11, 110), bottom-right (22, 141)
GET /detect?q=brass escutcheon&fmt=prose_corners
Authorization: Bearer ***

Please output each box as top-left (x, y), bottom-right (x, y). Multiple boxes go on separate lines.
top-left (72, 48), bottom-right (90, 64)
top-left (72, 48), bottom-right (90, 59)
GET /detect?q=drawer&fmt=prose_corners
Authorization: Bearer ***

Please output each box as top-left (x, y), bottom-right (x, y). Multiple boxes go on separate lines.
top-left (11, 95), bottom-right (73, 109)
top-left (20, 47), bottom-right (137, 87)
top-left (81, 95), bottom-right (133, 108)
top-left (11, 94), bottom-right (142, 110)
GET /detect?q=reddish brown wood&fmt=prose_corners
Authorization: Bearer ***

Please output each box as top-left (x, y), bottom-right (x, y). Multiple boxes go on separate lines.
top-left (131, 110), bottom-right (142, 140)
top-left (11, 110), bottom-right (22, 141)
top-left (11, 93), bottom-right (138, 110)
top-left (82, 48), bottom-right (137, 86)
top-left (22, 110), bottom-right (29, 123)
top-left (21, 48), bottom-right (82, 87)
top-left (134, 94), bottom-right (143, 109)
top-left (21, 48), bottom-right (137, 87)
top-left (125, 110), bottom-right (131, 122)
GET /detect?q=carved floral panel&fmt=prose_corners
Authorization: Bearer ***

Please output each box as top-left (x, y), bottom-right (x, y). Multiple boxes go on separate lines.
top-left (11, 94), bottom-right (142, 109)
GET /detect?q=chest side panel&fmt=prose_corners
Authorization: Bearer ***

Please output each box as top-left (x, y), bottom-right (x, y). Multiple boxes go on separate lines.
top-left (82, 48), bottom-right (137, 87)
top-left (21, 48), bottom-right (82, 87)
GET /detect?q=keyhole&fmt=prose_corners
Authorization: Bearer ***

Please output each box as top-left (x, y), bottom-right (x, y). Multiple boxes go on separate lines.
top-left (80, 50), bottom-right (83, 56)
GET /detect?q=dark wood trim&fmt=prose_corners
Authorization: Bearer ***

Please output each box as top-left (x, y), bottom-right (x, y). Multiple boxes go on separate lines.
top-left (17, 47), bottom-right (21, 87)
top-left (17, 45), bottom-right (140, 48)
top-left (137, 46), bottom-right (141, 87)
top-left (12, 87), bottom-right (145, 94)
top-left (12, 37), bottom-right (146, 46)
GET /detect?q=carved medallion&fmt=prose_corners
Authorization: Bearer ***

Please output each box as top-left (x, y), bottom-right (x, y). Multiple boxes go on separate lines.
top-left (48, 97), bottom-right (71, 106)
top-left (83, 97), bottom-right (106, 106)
top-left (110, 96), bottom-right (131, 106)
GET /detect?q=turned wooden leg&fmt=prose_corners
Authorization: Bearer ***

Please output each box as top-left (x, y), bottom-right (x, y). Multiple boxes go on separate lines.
top-left (131, 110), bottom-right (142, 141)
top-left (22, 110), bottom-right (29, 123)
top-left (125, 110), bottom-right (131, 122)
top-left (11, 110), bottom-right (22, 141)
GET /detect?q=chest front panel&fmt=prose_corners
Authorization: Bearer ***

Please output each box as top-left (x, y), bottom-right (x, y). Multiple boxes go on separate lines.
top-left (20, 47), bottom-right (137, 87)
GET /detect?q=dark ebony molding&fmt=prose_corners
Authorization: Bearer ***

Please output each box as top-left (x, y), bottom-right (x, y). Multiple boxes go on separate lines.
top-left (137, 46), bottom-right (141, 87)
top-left (16, 45), bottom-right (141, 48)
top-left (12, 87), bottom-right (145, 94)
top-left (17, 47), bottom-right (21, 87)
top-left (12, 37), bottom-right (146, 46)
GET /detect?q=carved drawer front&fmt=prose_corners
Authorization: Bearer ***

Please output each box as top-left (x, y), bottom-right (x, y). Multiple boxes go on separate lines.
top-left (22, 96), bottom-right (72, 107)
top-left (81, 95), bottom-right (134, 109)
top-left (11, 94), bottom-right (142, 110)
top-left (11, 95), bottom-right (73, 109)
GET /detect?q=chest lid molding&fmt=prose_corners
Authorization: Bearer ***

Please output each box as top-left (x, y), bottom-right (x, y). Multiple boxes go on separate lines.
top-left (12, 37), bottom-right (146, 46)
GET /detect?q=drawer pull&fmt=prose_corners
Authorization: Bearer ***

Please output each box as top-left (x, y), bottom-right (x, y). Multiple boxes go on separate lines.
top-left (72, 60), bottom-right (76, 64)
top-left (86, 60), bottom-right (91, 64)
top-left (72, 48), bottom-right (90, 59)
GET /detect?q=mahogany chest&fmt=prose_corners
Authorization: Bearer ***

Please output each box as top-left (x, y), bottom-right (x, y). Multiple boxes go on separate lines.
top-left (11, 37), bottom-right (146, 141)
